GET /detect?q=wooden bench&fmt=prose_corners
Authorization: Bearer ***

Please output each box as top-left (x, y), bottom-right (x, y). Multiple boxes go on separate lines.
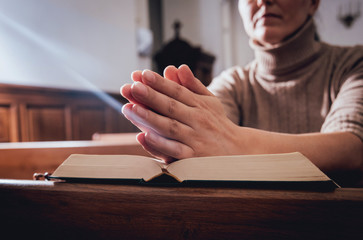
top-left (0, 133), bottom-right (149, 179)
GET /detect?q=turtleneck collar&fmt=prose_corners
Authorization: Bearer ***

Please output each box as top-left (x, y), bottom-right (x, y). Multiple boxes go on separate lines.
top-left (250, 18), bottom-right (322, 75)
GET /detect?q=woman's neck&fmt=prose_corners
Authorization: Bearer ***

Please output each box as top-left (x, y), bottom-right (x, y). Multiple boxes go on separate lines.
top-left (250, 18), bottom-right (322, 75)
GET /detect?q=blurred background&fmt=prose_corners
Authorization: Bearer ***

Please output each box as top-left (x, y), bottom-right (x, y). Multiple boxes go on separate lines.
top-left (0, 0), bottom-right (362, 142)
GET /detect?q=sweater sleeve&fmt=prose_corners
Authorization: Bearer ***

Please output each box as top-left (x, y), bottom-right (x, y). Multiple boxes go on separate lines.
top-left (321, 47), bottom-right (363, 141)
top-left (207, 66), bottom-right (246, 125)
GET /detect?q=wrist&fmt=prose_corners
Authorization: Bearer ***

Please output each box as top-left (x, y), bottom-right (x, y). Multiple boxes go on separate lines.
top-left (233, 127), bottom-right (293, 155)
top-left (227, 125), bottom-right (260, 155)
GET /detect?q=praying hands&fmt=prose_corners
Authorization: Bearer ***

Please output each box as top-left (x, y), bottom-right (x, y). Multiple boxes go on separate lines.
top-left (120, 65), bottom-right (244, 163)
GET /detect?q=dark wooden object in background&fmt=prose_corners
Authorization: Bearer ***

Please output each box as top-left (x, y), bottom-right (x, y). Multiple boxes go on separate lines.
top-left (0, 179), bottom-right (362, 240)
top-left (0, 83), bottom-right (137, 142)
top-left (154, 20), bottom-right (215, 86)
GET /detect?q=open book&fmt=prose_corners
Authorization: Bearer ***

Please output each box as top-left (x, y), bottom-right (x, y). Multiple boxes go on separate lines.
top-left (49, 152), bottom-right (337, 189)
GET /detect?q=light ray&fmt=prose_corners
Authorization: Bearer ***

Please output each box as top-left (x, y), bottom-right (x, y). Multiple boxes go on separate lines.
top-left (0, 11), bottom-right (123, 112)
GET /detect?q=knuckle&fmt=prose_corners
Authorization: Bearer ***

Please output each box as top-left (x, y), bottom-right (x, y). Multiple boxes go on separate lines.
top-left (168, 119), bottom-right (179, 136)
top-left (167, 99), bottom-right (177, 115)
top-left (171, 84), bottom-right (182, 99)
top-left (172, 144), bottom-right (183, 159)
top-left (172, 143), bottom-right (193, 160)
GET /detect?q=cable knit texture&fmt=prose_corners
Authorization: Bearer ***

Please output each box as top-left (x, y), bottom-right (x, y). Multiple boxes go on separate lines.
top-left (208, 19), bottom-right (363, 140)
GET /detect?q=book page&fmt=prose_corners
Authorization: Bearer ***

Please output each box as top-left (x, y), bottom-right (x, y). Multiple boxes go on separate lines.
top-left (167, 152), bottom-right (331, 182)
top-left (51, 154), bottom-right (163, 181)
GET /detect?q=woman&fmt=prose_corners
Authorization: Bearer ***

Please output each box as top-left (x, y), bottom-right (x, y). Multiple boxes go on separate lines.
top-left (121, 0), bottom-right (363, 185)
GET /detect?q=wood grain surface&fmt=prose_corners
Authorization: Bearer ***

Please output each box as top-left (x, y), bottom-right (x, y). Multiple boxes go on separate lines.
top-left (1, 179), bottom-right (362, 240)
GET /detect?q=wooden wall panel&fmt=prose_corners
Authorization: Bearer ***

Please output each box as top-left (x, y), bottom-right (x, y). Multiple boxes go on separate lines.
top-left (0, 84), bottom-right (138, 142)
top-left (74, 106), bottom-right (106, 140)
top-left (0, 105), bottom-right (11, 142)
top-left (105, 107), bottom-right (139, 133)
top-left (0, 104), bottom-right (19, 142)
top-left (27, 105), bottom-right (68, 141)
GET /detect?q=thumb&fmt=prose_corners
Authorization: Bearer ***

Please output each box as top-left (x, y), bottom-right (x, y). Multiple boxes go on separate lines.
top-left (177, 64), bottom-right (213, 96)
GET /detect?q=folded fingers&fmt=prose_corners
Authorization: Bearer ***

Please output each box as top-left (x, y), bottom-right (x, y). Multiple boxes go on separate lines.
top-left (122, 103), bottom-right (193, 143)
top-left (141, 70), bottom-right (198, 107)
top-left (143, 131), bottom-right (194, 160)
top-left (163, 65), bottom-right (181, 84)
top-left (120, 70), bottom-right (142, 104)
top-left (136, 132), bottom-right (176, 163)
top-left (129, 81), bottom-right (195, 126)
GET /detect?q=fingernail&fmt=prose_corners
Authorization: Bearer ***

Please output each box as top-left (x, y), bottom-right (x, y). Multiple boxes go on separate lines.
top-left (119, 84), bottom-right (128, 97)
top-left (131, 71), bottom-right (138, 81)
top-left (143, 70), bottom-right (155, 84)
top-left (121, 104), bottom-right (131, 118)
top-left (132, 82), bottom-right (148, 97)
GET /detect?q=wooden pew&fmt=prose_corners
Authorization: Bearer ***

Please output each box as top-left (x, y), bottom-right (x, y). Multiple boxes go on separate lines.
top-left (92, 132), bottom-right (139, 141)
top-left (0, 83), bottom-right (138, 142)
top-left (0, 133), bottom-right (149, 179)
top-left (0, 179), bottom-right (362, 240)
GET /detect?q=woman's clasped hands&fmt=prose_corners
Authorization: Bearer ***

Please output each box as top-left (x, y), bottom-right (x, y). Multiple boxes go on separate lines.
top-left (120, 65), bottom-right (243, 163)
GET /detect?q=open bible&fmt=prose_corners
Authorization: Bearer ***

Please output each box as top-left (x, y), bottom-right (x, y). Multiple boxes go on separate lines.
top-left (49, 152), bottom-right (337, 189)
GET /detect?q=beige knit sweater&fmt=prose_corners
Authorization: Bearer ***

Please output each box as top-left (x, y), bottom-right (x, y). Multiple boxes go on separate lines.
top-left (208, 19), bottom-right (363, 141)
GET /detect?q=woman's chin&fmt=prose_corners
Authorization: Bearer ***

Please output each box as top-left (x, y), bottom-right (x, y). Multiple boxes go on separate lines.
top-left (253, 29), bottom-right (287, 47)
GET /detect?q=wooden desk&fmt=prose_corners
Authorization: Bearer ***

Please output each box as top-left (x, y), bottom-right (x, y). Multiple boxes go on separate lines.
top-left (1, 179), bottom-right (362, 240)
